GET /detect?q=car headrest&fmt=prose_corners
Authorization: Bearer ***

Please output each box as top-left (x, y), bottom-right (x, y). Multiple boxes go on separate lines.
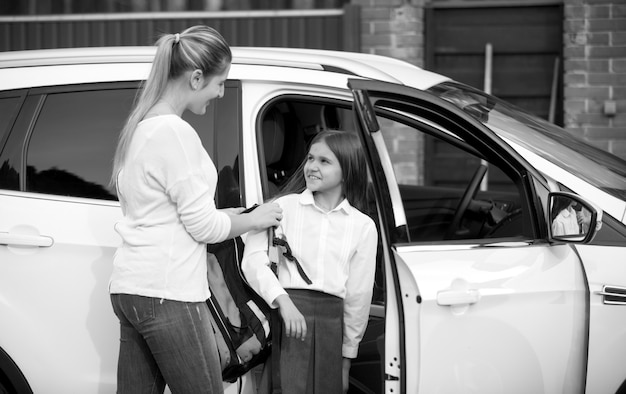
top-left (262, 108), bottom-right (285, 166)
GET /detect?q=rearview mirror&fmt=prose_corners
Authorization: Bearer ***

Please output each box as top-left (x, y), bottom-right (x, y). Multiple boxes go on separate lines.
top-left (549, 192), bottom-right (602, 243)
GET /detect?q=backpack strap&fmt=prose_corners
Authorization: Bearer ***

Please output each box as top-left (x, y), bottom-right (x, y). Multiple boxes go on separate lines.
top-left (270, 308), bottom-right (282, 394)
top-left (268, 227), bottom-right (280, 275)
top-left (266, 225), bottom-right (312, 393)
top-left (269, 228), bottom-right (312, 285)
top-left (267, 227), bottom-right (282, 394)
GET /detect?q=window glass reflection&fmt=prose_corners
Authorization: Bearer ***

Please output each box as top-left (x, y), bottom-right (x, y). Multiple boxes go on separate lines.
top-left (26, 89), bottom-right (136, 200)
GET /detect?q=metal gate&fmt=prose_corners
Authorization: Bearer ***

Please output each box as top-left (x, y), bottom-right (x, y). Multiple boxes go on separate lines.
top-left (0, 5), bottom-right (360, 52)
top-left (424, 1), bottom-right (564, 190)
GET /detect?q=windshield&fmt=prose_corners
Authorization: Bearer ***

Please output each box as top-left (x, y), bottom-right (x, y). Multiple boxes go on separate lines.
top-left (427, 81), bottom-right (626, 201)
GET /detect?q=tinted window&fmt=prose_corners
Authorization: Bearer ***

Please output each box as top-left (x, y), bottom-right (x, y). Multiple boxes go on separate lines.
top-left (19, 82), bottom-right (232, 204)
top-left (429, 81), bottom-right (626, 200)
top-left (374, 114), bottom-right (527, 241)
top-left (191, 81), bottom-right (241, 208)
top-left (26, 88), bottom-right (136, 200)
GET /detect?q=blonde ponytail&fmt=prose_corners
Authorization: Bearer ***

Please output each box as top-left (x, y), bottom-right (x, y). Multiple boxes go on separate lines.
top-left (110, 26), bottom-right (231, 189)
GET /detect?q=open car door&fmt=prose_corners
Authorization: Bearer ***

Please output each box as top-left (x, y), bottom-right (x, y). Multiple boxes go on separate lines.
top-left (348, 79), bottom-right (589, 393)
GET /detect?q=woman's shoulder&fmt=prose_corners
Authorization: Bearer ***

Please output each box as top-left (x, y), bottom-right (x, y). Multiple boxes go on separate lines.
top-left (147, 116), bottom-right (199, 146)
top-left (160, 115), bottom-right (195, 136)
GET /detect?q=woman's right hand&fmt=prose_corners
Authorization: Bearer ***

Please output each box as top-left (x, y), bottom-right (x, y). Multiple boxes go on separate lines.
top-left (247, 202), bottom-right (282, 231)
top-left (275, 294), bottom-right (307, 340)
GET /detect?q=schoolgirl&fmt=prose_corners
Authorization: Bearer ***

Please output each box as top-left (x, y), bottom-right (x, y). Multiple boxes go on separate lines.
top-left (242, 130), bottom-right (378, 393)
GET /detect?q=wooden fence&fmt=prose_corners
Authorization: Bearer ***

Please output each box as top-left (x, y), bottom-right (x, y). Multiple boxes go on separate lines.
top-left (0, 5), bottom-right (360, 52)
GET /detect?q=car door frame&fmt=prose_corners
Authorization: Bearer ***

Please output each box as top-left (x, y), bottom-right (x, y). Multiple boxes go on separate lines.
top-left (348, 78), bottom-right (590, 393)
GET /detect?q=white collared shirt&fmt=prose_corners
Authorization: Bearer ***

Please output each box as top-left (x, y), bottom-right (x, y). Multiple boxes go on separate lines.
top-left (242, 189), bottom-right (378, 358)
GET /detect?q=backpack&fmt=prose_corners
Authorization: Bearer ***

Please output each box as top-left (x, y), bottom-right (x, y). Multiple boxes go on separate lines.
top-left (206, 235), bottom-right (273, 383)
top-left (206, 212), bottom-right (310, 389)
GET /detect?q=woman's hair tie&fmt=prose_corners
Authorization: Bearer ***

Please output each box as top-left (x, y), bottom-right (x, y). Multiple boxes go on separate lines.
top-left (174, 33), bottom-right (180, 44)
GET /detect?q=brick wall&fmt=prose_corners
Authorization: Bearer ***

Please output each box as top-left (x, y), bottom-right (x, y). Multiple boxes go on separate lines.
top-left (355, 0), bottom-right (626, 162)
top-left (354, 0), bottom-right (427, 184)
top-left (564, 0), bottom-right (626, 160)
top-left (356, 0), bottom-right (425, 68)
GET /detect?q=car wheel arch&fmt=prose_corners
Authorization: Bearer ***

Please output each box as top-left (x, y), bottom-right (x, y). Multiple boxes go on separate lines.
top-left (0, 346), bottom-right (32, 394)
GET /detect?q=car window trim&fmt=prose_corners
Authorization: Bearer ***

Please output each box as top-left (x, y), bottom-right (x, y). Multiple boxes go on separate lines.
top-left (0, 89), bottom-right (28, 155)
top-left (254, 95), bottom-right (353, 200)
top-left (28, 80), bottom-right (141, 95)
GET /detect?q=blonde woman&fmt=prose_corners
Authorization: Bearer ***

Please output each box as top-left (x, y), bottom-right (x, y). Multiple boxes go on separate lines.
top-left (109, 25), bottom-right (282, 393)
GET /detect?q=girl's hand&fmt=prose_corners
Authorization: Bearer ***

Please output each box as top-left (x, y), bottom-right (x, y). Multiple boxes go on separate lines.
top-left (247, 202), bottom-right (283, 231)
top-left (342, 357), bottom-right (351, 393)
top-left (274, 294), bottom-right (307, 340)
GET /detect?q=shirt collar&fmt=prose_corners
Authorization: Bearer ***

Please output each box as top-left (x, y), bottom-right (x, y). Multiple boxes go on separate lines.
top-left (299, 189), bottom-right (351, 214)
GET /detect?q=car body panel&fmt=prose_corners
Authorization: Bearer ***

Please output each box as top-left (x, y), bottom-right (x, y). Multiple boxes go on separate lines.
top-left (0, 191), bottom-right (120, 392)
top-left (576, 245), bottom-right (626, 393)
top-left (0, 46), bottom-right (449, 90)
top-left (0, 191), bottom-right (253, 391)
top-left (396, 243), bottom-right (587, 394)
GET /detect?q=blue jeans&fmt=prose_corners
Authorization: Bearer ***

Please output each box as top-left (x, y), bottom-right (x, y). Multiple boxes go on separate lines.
top-left (110, 294), bottom-right (223, 394)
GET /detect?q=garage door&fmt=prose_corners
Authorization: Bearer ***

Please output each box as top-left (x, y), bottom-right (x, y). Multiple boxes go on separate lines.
top-left (424, 1), bottom-right (563, 190)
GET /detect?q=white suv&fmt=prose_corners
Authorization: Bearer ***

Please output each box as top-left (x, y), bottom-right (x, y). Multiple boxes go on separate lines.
top-left (1, 46), bottom-right (626, 394)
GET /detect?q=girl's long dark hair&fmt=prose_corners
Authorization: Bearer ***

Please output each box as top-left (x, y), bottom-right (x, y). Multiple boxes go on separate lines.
top-left (277, 130), bottom-right (369, 212)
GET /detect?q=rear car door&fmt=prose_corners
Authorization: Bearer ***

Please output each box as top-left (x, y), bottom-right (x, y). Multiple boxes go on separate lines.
top-left (0, 83), bottom-right (134, 392)
top-left (0, 79), bottom-right (247, 393)
top-left (348, 79), bottom-right (588, 394)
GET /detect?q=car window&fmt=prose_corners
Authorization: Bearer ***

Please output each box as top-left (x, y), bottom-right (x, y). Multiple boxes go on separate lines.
top-left (375, 114), bottom-right (529, 242)
top-left (5, 82), bottom-right (236, 203)
top-left (26, 88), bottom-right (136, 200)
top-left (202, 81), bottom-right (242, 209)
top-left (429, 81), bottom-right (626, 201)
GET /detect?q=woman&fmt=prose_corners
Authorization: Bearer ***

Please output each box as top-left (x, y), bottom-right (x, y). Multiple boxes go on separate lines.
top-left (109, 25), bottom-right (282, 394)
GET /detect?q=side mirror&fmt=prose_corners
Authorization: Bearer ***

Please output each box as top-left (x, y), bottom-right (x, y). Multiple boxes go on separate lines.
top-left (548, 192), bottom-right (602, 243)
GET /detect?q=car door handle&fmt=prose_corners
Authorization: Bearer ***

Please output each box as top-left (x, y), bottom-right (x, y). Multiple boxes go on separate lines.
top-left (437, 289), bottom-right (480, 306)
top-left (595, 286), bottom-right (626, 305)
top-left (0, 232), bottom-right (54, 247)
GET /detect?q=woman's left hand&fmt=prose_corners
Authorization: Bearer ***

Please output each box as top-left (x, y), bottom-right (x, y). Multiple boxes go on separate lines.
top-left (342, 357), bottom-right (351, 393)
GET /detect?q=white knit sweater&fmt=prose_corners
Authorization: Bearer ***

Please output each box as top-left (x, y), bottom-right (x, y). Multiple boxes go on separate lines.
top-left (110, 115), bottom-right (231, 302)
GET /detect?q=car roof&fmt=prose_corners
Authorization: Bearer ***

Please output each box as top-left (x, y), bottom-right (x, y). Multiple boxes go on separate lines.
top-left (0, 46), bottom-right (449, 90)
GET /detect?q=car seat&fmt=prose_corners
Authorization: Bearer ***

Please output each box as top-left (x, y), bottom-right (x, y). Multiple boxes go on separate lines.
top-left (262, 107), bottom-right (286, 197)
